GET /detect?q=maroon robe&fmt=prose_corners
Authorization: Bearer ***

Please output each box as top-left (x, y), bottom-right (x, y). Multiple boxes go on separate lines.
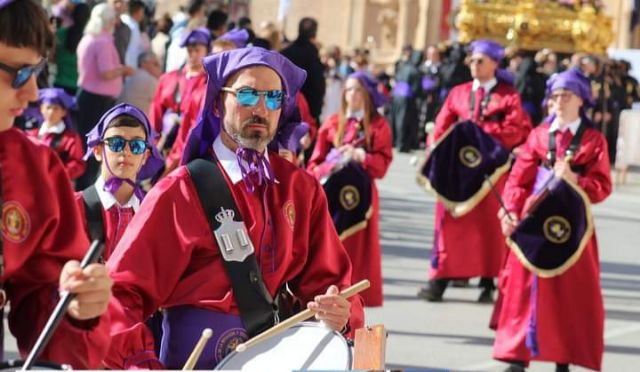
top-left (27, 127), bottom-right (86, 180)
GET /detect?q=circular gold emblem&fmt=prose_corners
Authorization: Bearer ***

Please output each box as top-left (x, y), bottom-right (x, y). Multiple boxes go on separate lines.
top-left (543, 216), bottom-right (572, 244)
top-left (283, 200), bottom-right (295, 230)
top-left (459, 146), bottom-right (482, 168)
top-left (339, 185), bottom-right (360, 211)
top-left (2, 201), bottom-right (31, 243)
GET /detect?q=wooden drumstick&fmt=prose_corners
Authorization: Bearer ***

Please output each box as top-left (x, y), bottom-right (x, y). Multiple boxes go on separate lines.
top-left (235, 279), bottom-right (370, 353)
top-left (182, 328), bottom-right (213, 370)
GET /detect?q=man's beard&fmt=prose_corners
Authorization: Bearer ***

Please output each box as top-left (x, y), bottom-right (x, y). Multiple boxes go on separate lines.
top-left (225, 115), bottom-right (276, 151)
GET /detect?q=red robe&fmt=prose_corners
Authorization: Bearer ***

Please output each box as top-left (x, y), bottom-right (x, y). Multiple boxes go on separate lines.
top-left (307, 114), bottom-right (393, 306)
top-left (27, 127), bottom-right (86, 180)
top-left (0, 128), bottom-right (109, 368)
top-left (148, 69), bottom-right (207, 175)
top-left (493, 123), bottom-right (611, 370)
top-left (429, 81), bottom-right (531, 279)
top-left (74, 190), bottom-right (138, 262)
top-left (104, 149), bottom-right (365, 369)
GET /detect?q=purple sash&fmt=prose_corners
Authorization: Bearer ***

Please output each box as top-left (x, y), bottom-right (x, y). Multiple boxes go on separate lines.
top-left (392, 81), bottom-right (413, 98)
top-left (160, 306), bottom-right (248, 369)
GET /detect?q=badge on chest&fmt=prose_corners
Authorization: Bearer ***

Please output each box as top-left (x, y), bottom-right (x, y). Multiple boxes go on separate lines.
top-left (213, 207), bottom-right (255, 262)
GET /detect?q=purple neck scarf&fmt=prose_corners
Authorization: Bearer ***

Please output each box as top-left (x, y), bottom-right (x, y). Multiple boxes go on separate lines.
top-left (235, 147), bottom-right (275, 193)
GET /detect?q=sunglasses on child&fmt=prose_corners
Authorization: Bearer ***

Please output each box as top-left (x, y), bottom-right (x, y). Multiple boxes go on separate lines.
top-left (221, 87), bottom-right (284, 111)
top-left (0, 58), bottom-right (47, 89)
top-left (103, 136), bottom-right (149, 155)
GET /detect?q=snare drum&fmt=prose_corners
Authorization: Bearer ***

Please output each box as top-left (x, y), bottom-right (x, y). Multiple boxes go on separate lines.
top-left (214, 322), bottom-right (352, 371)
top-left (0, 359), bottom-right (70, 370)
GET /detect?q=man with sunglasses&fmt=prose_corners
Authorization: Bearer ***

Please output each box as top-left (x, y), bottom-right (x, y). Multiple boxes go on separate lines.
top-left (418, 39), bottom-right (531, 303)
top-left (75, 103), bottom-right (163, 261)
top-left (103, 47), bottom-right (364, 369)
top-left (0, 0), bottom-right (112, 368)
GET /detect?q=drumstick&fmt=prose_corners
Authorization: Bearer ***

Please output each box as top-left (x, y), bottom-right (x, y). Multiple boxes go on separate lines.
top-left (484, 174), bottom-right (515, 224)
top-left (182, 328), bottom-right (213, 370)
top-left (21, 240), bottom-right (104, 371)
top-left (235, 279), bottom-right (370, 353)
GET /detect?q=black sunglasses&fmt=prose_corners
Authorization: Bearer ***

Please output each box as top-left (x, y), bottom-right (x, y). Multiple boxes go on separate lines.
top-left (0, 58), bottom-right (47, 89)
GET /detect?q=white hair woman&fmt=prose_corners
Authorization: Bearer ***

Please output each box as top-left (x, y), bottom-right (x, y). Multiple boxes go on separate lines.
top-left (76, 3), bottom-right (135, 189)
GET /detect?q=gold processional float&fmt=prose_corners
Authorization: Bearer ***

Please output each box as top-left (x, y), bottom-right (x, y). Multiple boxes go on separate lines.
top-left (455, 0), bottom-right (615, 55)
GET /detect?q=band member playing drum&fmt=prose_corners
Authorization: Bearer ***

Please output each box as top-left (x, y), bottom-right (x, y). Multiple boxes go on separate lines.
top-left (307, 71), bottom-right (392, 307)
top-left (104, 47), bottom-right (364, 369)
top-left (493, 69), bottom-right (612, 372)
top-left (0, 0), bottom-right (112, 368)
top-left (418, 40), bottom-right (531, 302)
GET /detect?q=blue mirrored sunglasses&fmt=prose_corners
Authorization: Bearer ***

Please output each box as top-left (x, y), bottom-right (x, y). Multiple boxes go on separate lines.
top-left (221, 87), bottom-right (284, 111)
top-left (0, 58), bottom-right (47, 89)
top-left (103, 136), bottom-right (149, 155)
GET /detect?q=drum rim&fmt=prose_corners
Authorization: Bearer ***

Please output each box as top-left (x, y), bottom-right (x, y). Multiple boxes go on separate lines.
top-left (214, 321), bottom-right (352, 370)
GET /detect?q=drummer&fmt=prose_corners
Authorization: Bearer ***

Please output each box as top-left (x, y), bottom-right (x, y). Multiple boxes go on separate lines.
top-left (494, 68), bottom-right (612, 372)
top-left (0, 0), bottom-right (111, 368)
top-left (417, 40), bottom-right (531, 302)
top-left (104, 47), bottom-right (364, 369)
top-left (307, 71), bottom-right (393, 307)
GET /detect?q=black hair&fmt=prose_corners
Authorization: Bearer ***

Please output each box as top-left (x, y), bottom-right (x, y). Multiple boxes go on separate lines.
top-left (238, 16), bottom-right (252, 29)
top-left (297, 17), bottom-right (317, 40)
top-left (65, 3), bottom-right (90, 53)
top-left (187, 0), bottom-right (205, 16)
top-left (0, 0), bottom-right (54, 56)
top-left (129, 0), bottom-right (146, 15)
top-left (207, 9), bottom-right (228, 32)
top-left (106, 115), bottom-right (147, 139)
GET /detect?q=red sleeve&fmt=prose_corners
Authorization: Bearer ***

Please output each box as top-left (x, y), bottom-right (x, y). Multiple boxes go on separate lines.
top-left (105, 172), bottom-right (206, 369)
top-left (502, 128), bottom-right (543, 216)
top-left (4, 136), bottom-right (109, 369)
top-left (362, 115), bottom-right (393, 179)
top-left (306, 116), bottom-right (335, 174)
top-left (575, 130), bottom-right (612, 204)
top-left (164, 101), bottom-right (196, 173)
top-left (288, 177), bottom-right (365, 338)
top-left (296, 93), bottom-right (318, 140)
top-left (433, 86), bottom-right (462, 141)
top-left (148, 74), bottom-right (169, 134)
top-left (482, 88), bottom-right (531, 149)
top-left (61, 130), bottom-right (86, 180)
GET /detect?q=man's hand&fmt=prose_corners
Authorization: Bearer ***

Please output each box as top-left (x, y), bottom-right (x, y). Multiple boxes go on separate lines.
top-left (60, 261), bottom-right (112, 320)
top-left (307, 285), bottom-right (350, 332)
top-left (554, 160), bottom-right (578, 183)
top-left (499, 209), bottom-right (519, 237)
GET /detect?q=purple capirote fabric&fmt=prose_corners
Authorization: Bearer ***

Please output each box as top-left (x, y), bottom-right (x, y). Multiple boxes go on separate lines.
top-left (181, 47), bottom-right (307, 165)
top-left (38, 88), bottom-right (77, 128)
top-left (235, 147), bottom-right (275, 192)
top-left (469, 39), bottom-right (505, 62)
top-left (495, 68), bottom-right (515, 86)
top-left (179, 27), bottom-right (212, 49)
top-left (218, 28), bottom-right (250, 48)
top-left (84, 103), bottom-right (164, 181)
top-left (533, 166), bottom-right (554, 195)
top-left (0, 0), bottom-right (15, 10)
top-left (544, 68), bottom-right (595, 107)
top-left (392, 81), bottom-right (413, 98)
top-left (268, 104), bottom-right (309, 154)
top-left (348, 71), bottom-right (388, 108)
top-left (422, 76), bottom-right (437, 92)
top-left (159, 306), bottom-right (248, 369)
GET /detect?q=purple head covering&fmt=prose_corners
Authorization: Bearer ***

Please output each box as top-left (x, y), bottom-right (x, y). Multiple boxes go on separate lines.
top-left (544, 68), bottom-right (595, 107)
top-left (268, 104), bottom-right (310, 154)
top-left (0, 0), bottom-right (15, 10)
top-left (182, 47), bottom-right (306, 163)
top-left (218, 28), bottom-right (250, 48)
top-left (85, 103), bottom-right (164, 198)
top-left (469, 39), bottom-right (505, 62)
top-left (347, 71), bottom-right (388, 109)
top-left (39, 88), bottom-right (76, 127)
top-left (180, 27), bottom-right (212, 50)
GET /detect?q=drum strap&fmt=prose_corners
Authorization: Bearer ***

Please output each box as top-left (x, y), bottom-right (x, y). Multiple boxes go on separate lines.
top-left (81, 185), bottom-right (105, 243)
top-left (547, 123), bottom-right (587, 166)
top-left (186, 158), bottom-right (279, 337)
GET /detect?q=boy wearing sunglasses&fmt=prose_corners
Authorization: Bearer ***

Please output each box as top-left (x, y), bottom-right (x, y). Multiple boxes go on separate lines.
top-left (76, 103), bottom-right (163, 261)
top-left (26, 88), bottom-right (85, 181)
top-left (103, 48), bottom-right (364, 369)
top-left (0, 0), bottom-right (112, 368)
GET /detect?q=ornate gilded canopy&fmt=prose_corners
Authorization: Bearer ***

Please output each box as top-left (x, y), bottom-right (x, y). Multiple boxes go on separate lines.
top-left (455, 0), bottom-right (615, 54)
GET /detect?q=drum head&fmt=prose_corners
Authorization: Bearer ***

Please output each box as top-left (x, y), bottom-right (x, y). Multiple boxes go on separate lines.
top-left (215, 322), bottom-right (351, 371)
top-left (0, 360), bottom-right (70, 370)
